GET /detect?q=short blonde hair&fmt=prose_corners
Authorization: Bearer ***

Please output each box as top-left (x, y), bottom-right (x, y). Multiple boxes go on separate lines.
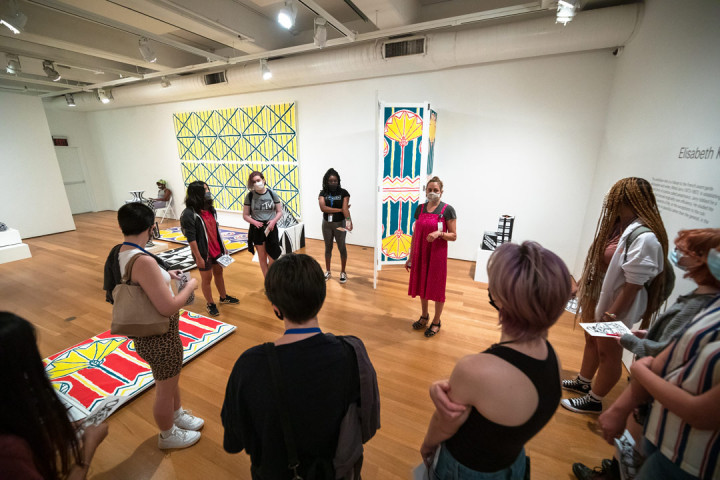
top-left (488, 241), bottom-right (571, 340)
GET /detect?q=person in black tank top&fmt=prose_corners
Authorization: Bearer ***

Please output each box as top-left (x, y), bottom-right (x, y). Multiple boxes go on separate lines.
top-left (420, 241), bottom-right (572, 479)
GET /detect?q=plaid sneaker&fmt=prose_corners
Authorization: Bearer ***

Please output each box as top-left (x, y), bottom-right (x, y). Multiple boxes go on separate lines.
top-left (562, 377), bottom-right (591, 395)
top-left (561, 394), bottom-right (603, 414)
top-left (206, 303), bottom-right (220, 316)
top-left (220, 295), bottom-right (239, 304)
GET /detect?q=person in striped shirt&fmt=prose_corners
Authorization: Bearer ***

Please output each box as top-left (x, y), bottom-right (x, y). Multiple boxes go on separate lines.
top-left (599, 247), bottom-right (720, 479)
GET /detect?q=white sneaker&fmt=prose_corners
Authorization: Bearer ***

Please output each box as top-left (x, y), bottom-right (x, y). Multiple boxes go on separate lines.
top-left (339, 272), bottom-right (347, 284)
top-left (174, 409), bottom-right (205, 431)
top-left (324, 271), bottom-right (331, 281)
top-left (158, 425), bottom-right (201, 449)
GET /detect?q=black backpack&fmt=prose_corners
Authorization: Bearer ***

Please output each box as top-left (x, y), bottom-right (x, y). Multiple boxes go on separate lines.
top-left (623, 226), bottom-right (675, 305)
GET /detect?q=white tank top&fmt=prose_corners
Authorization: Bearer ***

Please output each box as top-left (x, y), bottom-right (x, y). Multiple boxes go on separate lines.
top-left (118, 248), bottom-right (173, 296)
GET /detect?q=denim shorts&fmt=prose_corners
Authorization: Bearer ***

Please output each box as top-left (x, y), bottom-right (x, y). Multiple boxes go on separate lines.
top-left (432, 445), bottom-right (527, 480)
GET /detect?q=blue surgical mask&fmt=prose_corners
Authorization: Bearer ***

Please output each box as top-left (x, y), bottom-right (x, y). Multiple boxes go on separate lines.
top-left (204, 191), bottom-right (212, 200)
top-left (670, 248), bottom-right (687, 271)
top-left (708, 249), bottom-right (720, 281)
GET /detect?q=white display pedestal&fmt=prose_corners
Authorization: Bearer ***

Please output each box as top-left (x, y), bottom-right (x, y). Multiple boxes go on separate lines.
top-left (474, 246), bottom-right (492, 283)
top-left (0, 228), bottom-right (32, 264)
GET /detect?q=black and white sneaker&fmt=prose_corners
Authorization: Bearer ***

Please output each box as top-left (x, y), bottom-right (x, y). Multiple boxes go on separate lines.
top-left (562, 377), bottom-right (591, 395)
top-left (324, 271), bottom-right (331, 281)
top-left (220, 295), bottom-right (239, 304)
top-left (206, 303), bottom-right (220, 316)
top-left (561, 394), bottom-right (602, 414)
top-left (339, 272), bottom-right (347, 284)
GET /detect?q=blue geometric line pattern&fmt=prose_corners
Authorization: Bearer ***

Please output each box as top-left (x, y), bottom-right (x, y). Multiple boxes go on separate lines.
top-left (173, 103), bottom-right (299, 217)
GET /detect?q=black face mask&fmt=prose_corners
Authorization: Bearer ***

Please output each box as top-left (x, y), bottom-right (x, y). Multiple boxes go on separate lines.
top-left (488, 289), bottom-right (500, 311)
top-left (328, 183), bottom-right (339, 192)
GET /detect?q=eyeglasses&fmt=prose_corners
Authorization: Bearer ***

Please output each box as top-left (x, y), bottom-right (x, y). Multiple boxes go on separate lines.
top-left (488, 289), bottom-right (499, 311)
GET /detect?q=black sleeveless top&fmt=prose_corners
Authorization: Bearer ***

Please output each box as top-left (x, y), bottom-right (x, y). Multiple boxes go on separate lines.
top-left (444, 341), bottom-right (561, 472)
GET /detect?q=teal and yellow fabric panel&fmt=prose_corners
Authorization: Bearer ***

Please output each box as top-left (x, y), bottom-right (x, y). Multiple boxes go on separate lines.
top-left (173, 103), bottom-right (299, 217)
top-left (427, 110), bottom-right (437, 177)
top-left (380, 106), bottom-right (424, 263)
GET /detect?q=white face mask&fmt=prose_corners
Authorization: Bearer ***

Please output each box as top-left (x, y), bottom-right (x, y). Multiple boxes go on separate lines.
top-left (427, 192), bottom-right (441, 201)
top-left (254, 181), bottom-right (265, 191)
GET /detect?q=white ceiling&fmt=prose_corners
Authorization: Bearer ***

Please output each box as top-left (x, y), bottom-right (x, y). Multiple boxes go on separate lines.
top-left (0, 0), bottom-right (634, 98)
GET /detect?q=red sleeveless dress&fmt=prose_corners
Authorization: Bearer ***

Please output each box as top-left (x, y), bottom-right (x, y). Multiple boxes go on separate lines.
top-left (408, 203), bottom-right (449, 303)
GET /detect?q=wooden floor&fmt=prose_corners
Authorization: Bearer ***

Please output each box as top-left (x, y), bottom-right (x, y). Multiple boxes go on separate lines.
top-left (0, 211), bottom-right (627, 479)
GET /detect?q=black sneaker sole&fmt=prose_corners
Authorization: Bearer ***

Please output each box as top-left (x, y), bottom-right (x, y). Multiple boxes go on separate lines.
top-left (561, 399), bottom-right (602, 414)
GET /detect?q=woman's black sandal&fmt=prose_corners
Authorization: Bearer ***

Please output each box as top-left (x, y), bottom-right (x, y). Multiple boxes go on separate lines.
top-left (412, 315), bottom-right (429, 330)
top-left (425, 321), bottom-right (441, 337)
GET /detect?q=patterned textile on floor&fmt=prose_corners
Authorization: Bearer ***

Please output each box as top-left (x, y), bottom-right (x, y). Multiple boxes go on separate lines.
top-left (156, 245), bottom-right (198, 271)
top-left (158, 227), bottom-right (247, 253)
top-left (43, 310), bottom-right (235, 420)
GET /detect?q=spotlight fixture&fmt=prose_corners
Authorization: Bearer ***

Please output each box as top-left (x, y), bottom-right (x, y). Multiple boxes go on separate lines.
top-left (160, 76), bottom-right (171, 88)
top-left (138, 37), bottom-right (157, 63)
top-left (556, 0), bottom-right (578, 25)
top-left (42, 60), bottom-right (61, 81)
top-left (65, 93), bottom-right (76, 107)
top-left (313, 17), bottom-right (327, 48)
top-left (5, 53), bottom-right (20, 74)
top-left (277, 0), bottom-right (297, 30)
top-left (96, 88), bottom-right (113, 104)
top-left (0, 0), bottom-right (27, 34)
top-left (260, 59), bottom-right (272, 80)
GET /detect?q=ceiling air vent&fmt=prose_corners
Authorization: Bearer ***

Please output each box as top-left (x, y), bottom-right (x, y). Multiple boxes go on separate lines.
top-left (382, 36), bottom-right (426, 59)
top-left (204, 71), bottom-right (227, 85)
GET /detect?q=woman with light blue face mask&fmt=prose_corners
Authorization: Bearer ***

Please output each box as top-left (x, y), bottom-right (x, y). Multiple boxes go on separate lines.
top-left (575, 228), bottom-right (720, 478)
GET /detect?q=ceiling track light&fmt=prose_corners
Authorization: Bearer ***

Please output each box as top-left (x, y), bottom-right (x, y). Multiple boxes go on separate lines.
top-left (314, 17), bottom-right (327, 48)
top-left (556, 0), bottom-right (578, 25)
top-left (0, 0), bottom-right (27, 34)
top-left (96, 88), bottom-right (113, 104)
top-left (138, 37), bottom-right (157, 63)
top-left (5, 53), bottom-right (21, 74)
top-left (65, 93), bottom-right (76, 107)
top-left (277, 0), bottom-right (297, 30)
top-left (160, 76), bottom-right (171, 88)
top-left (260, 59), bottom-right (272, 80)
top-left (42, 60), bottom-right (61, 81)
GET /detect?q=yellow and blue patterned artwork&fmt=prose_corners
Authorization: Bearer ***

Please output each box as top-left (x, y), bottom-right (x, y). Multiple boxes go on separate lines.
top-left (173, 103), bottom-right (300, 217)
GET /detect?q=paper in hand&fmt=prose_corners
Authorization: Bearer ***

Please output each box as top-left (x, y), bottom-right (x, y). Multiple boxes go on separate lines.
top-left (579, 321), bottom-right (632, 337)
top-left (336, 227), bottom-right (352, 233)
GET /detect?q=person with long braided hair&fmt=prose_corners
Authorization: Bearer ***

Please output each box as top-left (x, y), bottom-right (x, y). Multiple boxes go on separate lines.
top-left (562, 177), bottom-right (671, 415)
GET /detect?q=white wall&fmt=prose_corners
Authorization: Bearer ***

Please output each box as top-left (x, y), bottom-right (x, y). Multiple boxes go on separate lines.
top-left (578, 0), bottom-right (720, 300)
top-left (44, 109), bottom-right (113, 211)
top-left (45, 49), bottom-right (617, 270)
top-left (0, 92), bottom-right (75, 238)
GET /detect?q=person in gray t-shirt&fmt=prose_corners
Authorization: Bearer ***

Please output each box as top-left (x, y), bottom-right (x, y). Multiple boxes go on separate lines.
top-left (243, 171), bottom-right (283, 277)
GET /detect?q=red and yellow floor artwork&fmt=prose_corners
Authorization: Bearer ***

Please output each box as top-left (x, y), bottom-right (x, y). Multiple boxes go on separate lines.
top-left (43, 310), bottom-right (235, 419)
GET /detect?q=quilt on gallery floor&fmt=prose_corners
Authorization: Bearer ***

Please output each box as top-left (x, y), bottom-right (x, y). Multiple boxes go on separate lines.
top-left (173, 103), bottom-right (300, 218)
top-left (379, 106), bottom-right (437, 264)
top-left (43, 310), bottom-right (235, 419)
top-left (156, 245), bottom-right (197, 271)
top-left (158, 227), bottom-right (247, 253)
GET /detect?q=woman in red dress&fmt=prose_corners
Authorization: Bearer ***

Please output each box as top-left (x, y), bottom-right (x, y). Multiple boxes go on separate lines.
top-left (406, 177), bottom-right (457, 337)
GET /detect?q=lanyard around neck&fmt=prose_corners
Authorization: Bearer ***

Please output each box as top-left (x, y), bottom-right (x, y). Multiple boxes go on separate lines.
top-left (122, 242), bottom-right (153, 256)
top-left (284, 327), bottom-right (322, 335)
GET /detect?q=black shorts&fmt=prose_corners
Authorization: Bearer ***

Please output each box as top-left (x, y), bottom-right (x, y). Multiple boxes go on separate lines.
top-left (198, 253), bottom-right (221, 271)
top-left (248, 223), bottom-right (281, 260)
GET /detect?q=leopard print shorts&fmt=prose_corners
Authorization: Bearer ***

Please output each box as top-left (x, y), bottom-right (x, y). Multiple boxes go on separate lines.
top-left (130, 312), bottom-right (183, 381)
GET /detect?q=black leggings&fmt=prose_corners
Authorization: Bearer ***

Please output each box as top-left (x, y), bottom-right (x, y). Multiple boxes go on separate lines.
top-left (322, 219), bottom-right (347, 260)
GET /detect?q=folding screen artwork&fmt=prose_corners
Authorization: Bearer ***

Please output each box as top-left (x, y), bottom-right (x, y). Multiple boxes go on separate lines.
top-left (173, 103), bottom-right (300, 218)
top-left (374, 102), bottom-right (437, 287)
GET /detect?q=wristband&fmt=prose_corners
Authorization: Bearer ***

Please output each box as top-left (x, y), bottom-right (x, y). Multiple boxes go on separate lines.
top-left (604, 312), bottom-right (617, 320)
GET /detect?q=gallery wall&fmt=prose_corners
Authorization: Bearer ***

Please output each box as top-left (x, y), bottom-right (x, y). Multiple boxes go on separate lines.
top-left (44, 49), bottom-right (617, 271)
top-left (577, 0), bottom-right (720, 300)
top-left (0, 92), bottom-right (75, 238)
